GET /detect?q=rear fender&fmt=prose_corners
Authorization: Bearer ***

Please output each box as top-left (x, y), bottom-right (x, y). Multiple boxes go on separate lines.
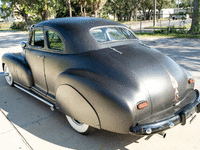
top-left (2, 53), bottom-right (33, 87)
top-left (55, 69), bottom-right (137, 134)
top-left (56, 84), bottom-right (100, 129)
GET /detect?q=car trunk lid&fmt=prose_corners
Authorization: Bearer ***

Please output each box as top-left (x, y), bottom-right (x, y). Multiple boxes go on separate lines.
top-left (109, 43), bottom-right (191, 115)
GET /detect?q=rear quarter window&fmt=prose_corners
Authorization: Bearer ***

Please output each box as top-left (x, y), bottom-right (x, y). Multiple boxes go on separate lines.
top-left (47, 30), bottom-right (64, 51)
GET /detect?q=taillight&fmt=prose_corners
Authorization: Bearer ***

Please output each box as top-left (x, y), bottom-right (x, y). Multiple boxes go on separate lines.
top-left (188, 78), bottom-right (194, 84)
top-left (137, 101), bottom-right (148, 110)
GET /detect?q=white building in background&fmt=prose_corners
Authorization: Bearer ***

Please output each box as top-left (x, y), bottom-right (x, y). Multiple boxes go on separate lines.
top-left (136, 8), bottom-right (188, 20)
top-left (160, 9), bottom-right (174, 18)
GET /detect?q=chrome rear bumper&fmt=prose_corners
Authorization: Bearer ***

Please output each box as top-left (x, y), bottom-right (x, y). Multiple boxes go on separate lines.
top-left (130, 90), bottom-right (200, 135)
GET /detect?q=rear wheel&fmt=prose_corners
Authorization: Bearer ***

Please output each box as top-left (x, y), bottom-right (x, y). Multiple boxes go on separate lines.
top-left (66, 116), bottom-right (94, 135)
top-left (4, 64), bottom-right (14, 86)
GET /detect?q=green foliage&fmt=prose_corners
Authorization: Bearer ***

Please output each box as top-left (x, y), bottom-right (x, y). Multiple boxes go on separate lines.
top-left (10, 22), bottom-right (27, 30)
top-left (28, 16), bottom-right (42, 24)
top-left (0, 2), bottom-right (12, 20)
top-left (101, 12), bottom-right (109, 19)
top-left (157, 0), bottom-right (175, 10)
top-left (179, 0), bottom-right (193, 9)
top-left (136, 32), bottom-right (200, 38)
top-left (48, 30), bottom-right (64, 50)
top-left (103, 0), bottom-right (140, 21)
top-left (55, 0), bottom-right (81, 18)
top-left (154, 25), bottom-right (188, 34)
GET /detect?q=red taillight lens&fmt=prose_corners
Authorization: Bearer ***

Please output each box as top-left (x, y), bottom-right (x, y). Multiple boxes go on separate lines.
top-left (188, 78), bottom-right (194, 84)
top-left (137, 101), bottom-right (148, 110)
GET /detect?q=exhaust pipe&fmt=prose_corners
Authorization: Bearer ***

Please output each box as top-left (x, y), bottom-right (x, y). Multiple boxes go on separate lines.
top-left (158, 132), bottom-right (166, 138)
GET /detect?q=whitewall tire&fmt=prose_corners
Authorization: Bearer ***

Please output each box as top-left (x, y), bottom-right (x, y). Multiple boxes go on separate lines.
top-left (4, 64), bottom-right (14, 86)
top-left (66, 116), bottom-right (94, 135)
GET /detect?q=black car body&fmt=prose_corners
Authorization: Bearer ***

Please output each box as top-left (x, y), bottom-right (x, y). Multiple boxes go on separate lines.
top-left (2, 17), bottom-right (200, 136)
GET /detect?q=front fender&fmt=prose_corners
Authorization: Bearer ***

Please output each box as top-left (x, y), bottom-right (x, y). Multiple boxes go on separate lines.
top-left (2, 53), bottom-right (33, 87)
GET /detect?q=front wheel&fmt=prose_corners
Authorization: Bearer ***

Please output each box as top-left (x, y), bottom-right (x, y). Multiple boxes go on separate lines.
top-left (66, 116), bottom-right (95, 135)
top-left (4, 64), bottom-right (14, 86)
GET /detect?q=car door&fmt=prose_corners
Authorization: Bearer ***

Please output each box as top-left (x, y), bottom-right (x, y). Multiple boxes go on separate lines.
top-left (26, 28), bottom-right (47, 95)
top-left (41, 29), bottom-right (66, 99)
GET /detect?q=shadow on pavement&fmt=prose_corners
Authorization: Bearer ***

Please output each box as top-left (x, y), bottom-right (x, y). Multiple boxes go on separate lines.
top-left (0, 76), bottom-right (144, 150)
top-left (141, 37), bottom-right (200, 72)
top-left (0, 32), bottom-right (28, 49)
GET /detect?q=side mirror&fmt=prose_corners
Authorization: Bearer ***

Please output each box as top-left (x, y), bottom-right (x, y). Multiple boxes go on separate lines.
top-left (20, 41), bottom-right (26, 49)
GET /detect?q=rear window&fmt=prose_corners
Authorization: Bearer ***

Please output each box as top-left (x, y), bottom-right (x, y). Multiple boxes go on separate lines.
top-left (90, 27), bottom-right (137, 43)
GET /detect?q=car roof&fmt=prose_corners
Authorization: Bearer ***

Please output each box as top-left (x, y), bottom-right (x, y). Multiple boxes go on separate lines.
top-left (35, 17), bottom-right (124, 31)
top-left (30, 17), bottom-right (135, 54)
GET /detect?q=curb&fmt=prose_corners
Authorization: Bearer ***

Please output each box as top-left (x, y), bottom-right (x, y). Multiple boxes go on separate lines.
top-left (0, 109), bottom-right (33, 150)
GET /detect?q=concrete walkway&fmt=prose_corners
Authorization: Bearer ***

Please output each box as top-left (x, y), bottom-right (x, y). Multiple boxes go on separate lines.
top-left (0, 109), bottom-right (32, 150)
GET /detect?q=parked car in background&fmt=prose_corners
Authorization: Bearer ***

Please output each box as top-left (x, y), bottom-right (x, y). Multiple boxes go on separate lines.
top-left (172, 14), bottom-right (189, 20)
top-left (2, 17), bottom-right (200, 137)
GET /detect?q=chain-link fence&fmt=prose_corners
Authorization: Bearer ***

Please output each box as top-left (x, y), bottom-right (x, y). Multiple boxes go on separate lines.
top-left (0, 13), bottom-right (192, 32)
top-left (124, 13), bottom-right (191, 33)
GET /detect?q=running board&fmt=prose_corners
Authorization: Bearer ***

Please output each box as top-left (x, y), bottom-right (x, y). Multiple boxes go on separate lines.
top-left (14, 84), bottom-right (55, 111)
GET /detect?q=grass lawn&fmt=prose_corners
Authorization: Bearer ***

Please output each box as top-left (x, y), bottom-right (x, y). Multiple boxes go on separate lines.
top-left (135, 32), bottom-right (200, 38)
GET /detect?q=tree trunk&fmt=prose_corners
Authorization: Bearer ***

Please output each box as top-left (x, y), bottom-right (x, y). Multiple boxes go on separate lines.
top-left (81, 4), bottom-right (83, 16)
top-left (142, 8), bottom-right (146, 20)
top-left (158, 10), bottom-right (161, 19)
top-left (130, 11), bottom-right (133, 21)
top-left (114, 11), bottom-right (117, 21)
top-left (21, 8), bottom-right (28, 24)
top-left (135, 8), bottom-right (138, 22)
top-left (188, 0), bottom-right (199, 34)
top-left (118, 13), bottom-right (122, 21)
top-left (41, 10), bottom-right (49, 21)
top-left (68, 0), bottom-right (72, 17)
top-left (24, 13), bottom-right (28, 23)
top-left (84, 7), bottom-right (86, 17)
top-left (149, 11), bottom-right (152, 21)
top-left (95, 11), bottom-right (98, 17)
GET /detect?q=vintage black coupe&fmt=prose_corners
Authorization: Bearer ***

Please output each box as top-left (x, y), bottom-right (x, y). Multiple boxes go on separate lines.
top-left (2, 17), bottom-right (200, 136)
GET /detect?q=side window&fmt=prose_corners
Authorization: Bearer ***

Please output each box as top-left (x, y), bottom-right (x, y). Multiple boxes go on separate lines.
top-left (47, 30), bottom-right (64, 51)
top-left (30, 29), bottom-right (44, 48)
